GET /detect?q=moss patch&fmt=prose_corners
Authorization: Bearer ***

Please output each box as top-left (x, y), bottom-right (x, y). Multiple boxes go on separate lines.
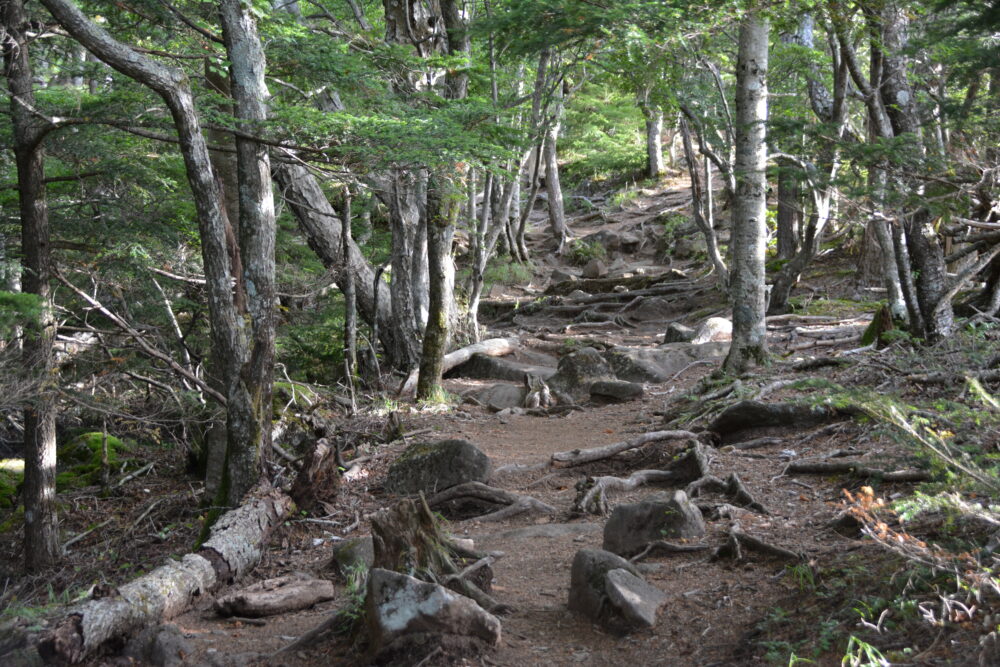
top-left (56, 431), bottom-right (132, 489)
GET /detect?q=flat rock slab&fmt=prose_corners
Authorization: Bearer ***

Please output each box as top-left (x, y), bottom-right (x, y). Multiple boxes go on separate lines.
top-left (214, 576), bottom-right (336, 618)
top-left (605, 343), bottom-right (729, 383)
top-left (385, 439), bottom-right (492, 495)
top-left (605, 568), bottom-right (667, 629)
top-left (603, 490), bottom-right (706, 557)
top-left (447, 353), bottom-right (555, 382)
top-left (365, 568), bottom-right (501, 652)
top-left (470, 383), bottom-right (527, 412)
top-left (590, 379), bottom-right (645, 401)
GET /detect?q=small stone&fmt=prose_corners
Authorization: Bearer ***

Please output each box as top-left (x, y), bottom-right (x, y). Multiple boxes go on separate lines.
top-left (582, 258), bottom-right (608, 279)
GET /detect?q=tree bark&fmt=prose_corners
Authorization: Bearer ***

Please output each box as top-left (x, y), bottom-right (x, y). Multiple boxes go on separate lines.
top-left (543, 77), bottom-right (569, 253)
top-left (39, 0), bottom-right (263, 505)
top-left (724, 10), bottom-right (770, 373)
top-left (643, 104), bottom-right (665, 179)
top-left (3, 0), bottom-right (60, 570)
top-left (218, 0), bottom-right (276, 504)
top-left (679, 117), bottom-right (729, 289)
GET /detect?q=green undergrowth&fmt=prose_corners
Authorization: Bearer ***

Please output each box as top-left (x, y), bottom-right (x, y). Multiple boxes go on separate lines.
top-left (566, 239), bottom-right (607, 266)
top-left (56, 431), bottom-right (134, 490)
top-left (787, 295), bottom-right (881, 319)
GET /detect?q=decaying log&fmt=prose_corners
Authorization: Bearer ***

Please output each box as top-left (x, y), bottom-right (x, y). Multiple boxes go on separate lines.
top-left (37, 488), bottom-right (293, 664)
top-left (712, 524), bottom-right (802, 562)
top-left (551, 430), bottom-right (697, 467)
top-left (573, 470), bottom-right (678, 515)
top-left (370, 497), bottom-right (511, 615)
top-left (784, 461), bottom-right (931, 483)
top-left (214, 576), bottom-right (336, 618)
top-left (399, 337), bottom-right (521, 396)
top-left (427, 481), bottom-right (556, 522)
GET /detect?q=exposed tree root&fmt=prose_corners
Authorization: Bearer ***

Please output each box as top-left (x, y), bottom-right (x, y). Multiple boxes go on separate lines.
top-left (398, 337), bottom-right (520, 397)
top-left (629, 540), bottom-right (711, 562)
top-left (712, 524), bottom-right (803, 562)
top-left (784, 460), bottom-right (931, 483)
top-left (551, 430), bottom-right (697, 467)
top-left (573, 470), bottom-right (678, 515)
top-left (686, 472), bottom-right (767, 514)
top-left (426, 481), bottom-right (556, 522)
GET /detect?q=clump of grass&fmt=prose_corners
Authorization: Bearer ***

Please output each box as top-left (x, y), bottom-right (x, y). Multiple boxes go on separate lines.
top-left (566, 239), bottom-right (606, 266)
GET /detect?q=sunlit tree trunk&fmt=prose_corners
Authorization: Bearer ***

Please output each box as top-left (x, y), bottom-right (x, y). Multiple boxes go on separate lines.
top-left (642, 103), bottom-right (665, 179)
top-left (723, 9), bottom-right (770, 374)
top-left (3, 0), bottom-right (60, 570)
top-left (544, 76), bottom-right (569, 253)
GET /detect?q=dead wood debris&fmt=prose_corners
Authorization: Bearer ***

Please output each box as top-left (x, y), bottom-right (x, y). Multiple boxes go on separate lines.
top-left (686, 472), bottom-right (767, 514)
top-left (783, 460), bottom-right (931, 483)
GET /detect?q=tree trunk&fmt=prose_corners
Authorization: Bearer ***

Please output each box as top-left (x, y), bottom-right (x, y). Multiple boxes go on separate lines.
top-left (218, 0), bottom-right (275, 504)
top-left (386, 169), bottom-right (425, 368)
top-left (341, 188), bottom-right (358, 382)
top-left (416, 172), bottom-right (461, 400)
top-left (543, 79), bottom-right (568, 253)
top-left (40, 0), bottom-right (260, 506)
top-left (724, 10), bottom-right (770, 374)
top-left (775, 167), bottom-right (799, 260)
top-left (679, 117), bottom-right (728, 289)
top-left (3, 0), bottom-right (60, 570)
top-left (273, 164), bottom-right (402, 365)
top-left (643, 105), bottom-right (665, 179)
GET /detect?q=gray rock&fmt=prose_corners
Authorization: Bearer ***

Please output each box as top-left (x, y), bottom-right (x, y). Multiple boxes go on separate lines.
top-left (328, 536), bottom-right (374, 578)
top-left (568, 548), bottom-right (640, 622)
top-left (384, 439), bottom-right (491, 495)
top-left (582, 258), bottom-right (608, 279)
top-left (604, 568), bottom-right (667, 628)
top-left (621, 296), bottom-right (677, 322)
top-left (566, 289), bottom-right (592, 301)
top-left (603, 343), bottom-right (728, 383)
top-left (663, 323), bottom-right (695, 343)
top-left (618, 232), bottom-right (642, 252)
top-left (547, 347), bottom-right (615, 401)
top-left (603, 490), bottom-right (706, 557)
top-left (672, 236), bottom-right (706, 260)
top-left (550, 268), bottom-right (577, 284)
top-left (691, 317), bottom-right (733, 344)
top-left (122, 624), bottom-right (193, 667)
top-left (469, 383), bottom-right (527, 411)
top-left (365, 569), bottom-right (501, 653)
top-left (581, 230), bottom-right (623, 251)
top-left (590, 380), bottom-right (644, 401)
top-left (448, 353), bottom-right (555, 383)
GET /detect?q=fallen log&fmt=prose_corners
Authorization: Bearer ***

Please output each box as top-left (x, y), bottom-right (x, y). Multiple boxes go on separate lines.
top-left (214, 576), bottom-right (336, 618)
top-left (784, 461), bottom-right (931, 483)
top-left (399, 337), bottom-right (520, 397)
top-left (37, 487), bottom-right (293, 664)
top-left (551, 430), bottom-right (697, 467)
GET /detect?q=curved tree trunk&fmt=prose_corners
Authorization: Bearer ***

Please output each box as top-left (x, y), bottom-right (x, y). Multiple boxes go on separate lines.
top-left (724, 10), bottom-right (770, 374)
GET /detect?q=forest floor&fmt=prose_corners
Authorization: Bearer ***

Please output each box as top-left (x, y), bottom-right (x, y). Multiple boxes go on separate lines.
top-left (3, 171), bottom-right (997, 666)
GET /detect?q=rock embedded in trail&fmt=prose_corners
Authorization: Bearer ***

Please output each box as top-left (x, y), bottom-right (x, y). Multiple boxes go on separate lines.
top-left (603, 490), bottom-right (706, 557)
top-left (384, 439), bottom-right (491, 495)
top-left (663, 322), bottom-right (696, 343)
top-left (447, 352), bottom-right (555, 383)
top-left (691, 316), bottom-right (733, 343)
top-left (550, 268), bottom-right (577, 284)
top-left (365, 568), bottom-right (501, 660)
top-left (568, 549), bottom-right (666, 633)
top-left (590, 379), bottom-right (645, 401)
top-left (546, 347), bottom-right (615, 402)
top-left (471, 383), bottom-right (527, 412)
top-left (121, 624), bottom-right (193, 667)
top-left (604, 343), bottom-right (728, 383)
top-left (582, 258), bottom-right (609, 279)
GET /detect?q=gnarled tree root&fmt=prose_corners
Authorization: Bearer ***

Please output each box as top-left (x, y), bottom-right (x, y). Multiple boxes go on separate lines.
top-left (551, 430), bottom-right (697, 467)
top-left (711, 524), bottom-right (803, 563)
top-left (573, 470), bottom-right (679, 515)
top-left (427, 481), bottom-right (556, 522)
top-left (629, 540), bottom-right (711, 563)
top-left (686, 472), bottom-right (767, 514)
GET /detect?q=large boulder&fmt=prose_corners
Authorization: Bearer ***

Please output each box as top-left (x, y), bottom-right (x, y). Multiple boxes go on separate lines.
top-left (384, 440), bottom-right (491, 495)
top-left (547, 347), bottom-right (615, 402)
top-left (470, 383), bottom-right (527, 412)
top-left (603, 490), bottom-right (706, 557)
top-left (603, 343), bottom-right (728, 383)
top-left (568, 549), bottom-right (665, 633)
top-left (447, 353), bottom-right (555, 383)
top-left (691, 317), bottom-right (733, 344)
top-left (590, 380), bottom-right (644, 402)
top-left (365, 568), bottom-right (501, 658)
